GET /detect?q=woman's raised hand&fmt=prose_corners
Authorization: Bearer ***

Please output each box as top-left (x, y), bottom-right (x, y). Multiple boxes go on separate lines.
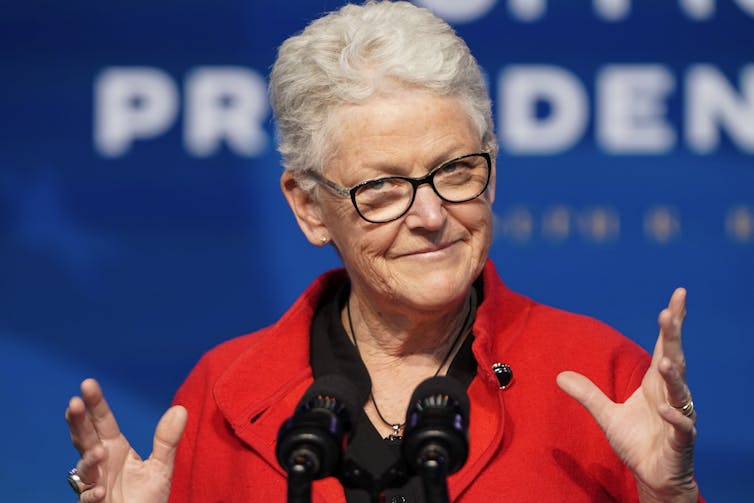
top-left (65, 378), bottom-right (187, 503)
top-left (557, 288), bottom-right (699, 503)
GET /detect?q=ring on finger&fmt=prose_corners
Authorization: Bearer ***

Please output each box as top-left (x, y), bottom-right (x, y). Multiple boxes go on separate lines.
top-left (67, 467), bottom-right (95, 495)
top-left (669, 397), bottom-right (695, 418)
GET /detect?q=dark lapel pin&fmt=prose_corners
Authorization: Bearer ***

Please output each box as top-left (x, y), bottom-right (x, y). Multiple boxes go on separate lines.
top-left (492, 362), bottom-right (513, 389)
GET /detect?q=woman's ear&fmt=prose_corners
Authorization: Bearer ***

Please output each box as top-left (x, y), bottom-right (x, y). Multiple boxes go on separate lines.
top-left (280, 171), bottom-right (330, 246)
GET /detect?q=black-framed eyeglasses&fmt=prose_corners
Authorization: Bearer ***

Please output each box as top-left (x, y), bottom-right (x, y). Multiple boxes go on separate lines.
top-left (304, 151), bottom-right (492, 224)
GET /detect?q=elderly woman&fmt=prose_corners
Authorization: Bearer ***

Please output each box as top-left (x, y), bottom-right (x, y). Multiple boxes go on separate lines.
top-left (65, 2), bottom-right (701, 502)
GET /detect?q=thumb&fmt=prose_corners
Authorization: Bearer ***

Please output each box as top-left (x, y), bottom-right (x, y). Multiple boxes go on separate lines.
top-left (556, 371), bottom-right (615, 428)
top-left (150, 405), bottom-right (188, 468)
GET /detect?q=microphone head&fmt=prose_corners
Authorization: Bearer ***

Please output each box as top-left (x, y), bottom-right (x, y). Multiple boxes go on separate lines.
top-left (276, 374), bottom-right (361, 479)
top-left (295, 374), bottom-right (361, 430)
top-left (402, 375), bottom-right (470, 475)
top-left (407, 375), bottom-right (470, 419)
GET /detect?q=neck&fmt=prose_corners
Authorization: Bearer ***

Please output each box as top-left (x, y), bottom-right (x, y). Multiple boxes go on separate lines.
top-left (343, 289), bottom-right (473, 438)
top-left (344, 288), bottom-right (471, 363)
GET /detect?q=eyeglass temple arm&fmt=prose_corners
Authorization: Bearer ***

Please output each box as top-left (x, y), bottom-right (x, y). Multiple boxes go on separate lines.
top-left (303, 171), bottom-right (351, 197)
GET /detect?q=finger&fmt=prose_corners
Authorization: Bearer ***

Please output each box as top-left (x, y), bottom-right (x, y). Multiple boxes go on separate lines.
top-left (657, 288), bottom-right (688, 376)
top-left (78, 485), bottom-right (106, 503)
top-left (658, 401), bottom-right (697, 446)
top-left (556, 371), bottom-right (616, 429)
top-left (659, 357), bottom-right (694, 417)
top-left (66, 396), bottom-right (102, 456)
top-left (80, 378), bottom-right (122, 440)
top-left (149, 406), bottom-right (188, 468)
top-left (74, 443), bottom-right (107, 487)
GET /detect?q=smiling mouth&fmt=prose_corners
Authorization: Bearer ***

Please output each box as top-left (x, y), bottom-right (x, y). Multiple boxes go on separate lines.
top-left (400, 241), bottom-right (456, 257)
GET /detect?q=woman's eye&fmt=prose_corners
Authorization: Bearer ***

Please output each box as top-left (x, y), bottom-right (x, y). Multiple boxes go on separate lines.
top-left (363, 179), bottom-right (388, 191)
top-left (439, 162), bottom-right (472, 178)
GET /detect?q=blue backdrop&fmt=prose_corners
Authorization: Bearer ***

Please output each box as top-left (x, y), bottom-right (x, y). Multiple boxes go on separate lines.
top-left (1, 1), bottom-right (752, 501)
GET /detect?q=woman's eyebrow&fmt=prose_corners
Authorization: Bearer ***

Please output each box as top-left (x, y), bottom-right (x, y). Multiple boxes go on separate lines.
top-left (354, 147), bottom-right (476, 180)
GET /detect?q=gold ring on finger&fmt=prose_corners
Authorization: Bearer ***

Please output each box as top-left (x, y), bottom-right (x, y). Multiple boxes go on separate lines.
top-left (669, 397), bottom-right (695, 418)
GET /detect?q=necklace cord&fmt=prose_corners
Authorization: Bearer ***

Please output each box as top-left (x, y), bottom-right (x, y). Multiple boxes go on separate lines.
top-left (345, 295), bottom-right (472, 435)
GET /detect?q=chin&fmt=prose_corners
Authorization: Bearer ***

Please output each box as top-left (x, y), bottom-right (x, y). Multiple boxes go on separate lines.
top-left (395, 268), bottom-right (477, 311)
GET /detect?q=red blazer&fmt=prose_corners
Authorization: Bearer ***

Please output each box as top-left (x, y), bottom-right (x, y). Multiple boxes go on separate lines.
top-left (169, 261), bottom-right (654, 502)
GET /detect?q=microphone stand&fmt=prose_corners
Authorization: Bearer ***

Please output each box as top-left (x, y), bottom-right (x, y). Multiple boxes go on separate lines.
top-left (402, 376), bottom-right (470, 503)
top-left (276, 375), bottom-right (361, 503)
top-left (287, 463), bottom-right (314, 503)
top-left (416, 446), bottom-right (451, 503)
top-left (284, 448), bottom-right (320, 503)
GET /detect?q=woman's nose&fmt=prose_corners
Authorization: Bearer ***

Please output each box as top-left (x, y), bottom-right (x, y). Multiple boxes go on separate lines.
top-left (404, 184), bottom-right (446, 230)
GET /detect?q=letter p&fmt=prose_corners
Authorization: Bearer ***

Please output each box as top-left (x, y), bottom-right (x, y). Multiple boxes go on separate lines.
top-left (94, 67), bottom-right (178, 157)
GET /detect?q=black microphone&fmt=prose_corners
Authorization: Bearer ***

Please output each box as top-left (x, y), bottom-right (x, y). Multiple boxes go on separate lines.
top-left (276, 374), bottom-right (360, 503)
top-left (402, 375), bottom-right (470, 503)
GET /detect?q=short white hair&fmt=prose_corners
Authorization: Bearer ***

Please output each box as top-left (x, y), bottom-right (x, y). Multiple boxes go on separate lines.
top-left (269, 1), bottom-right (496, 184)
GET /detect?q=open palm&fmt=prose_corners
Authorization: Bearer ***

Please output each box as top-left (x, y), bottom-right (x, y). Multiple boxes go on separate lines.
top-left (65, 379), bottom-right (187, 503)
top-left (557, 288), bottom-right (698, 503)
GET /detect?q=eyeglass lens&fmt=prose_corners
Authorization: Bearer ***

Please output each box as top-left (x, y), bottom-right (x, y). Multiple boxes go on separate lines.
top-left (353, 153), bottom-right (490, 223)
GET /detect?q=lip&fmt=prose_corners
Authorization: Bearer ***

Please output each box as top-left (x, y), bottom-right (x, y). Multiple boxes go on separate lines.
top-left (398, 241), bottom-right (456, 258)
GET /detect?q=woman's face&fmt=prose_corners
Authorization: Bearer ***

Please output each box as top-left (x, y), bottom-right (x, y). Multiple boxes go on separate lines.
top-left (302, 91), bottom-right (494, 312)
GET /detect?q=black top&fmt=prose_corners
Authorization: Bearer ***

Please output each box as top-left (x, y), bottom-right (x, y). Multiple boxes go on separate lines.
top-left (310, 282), bottom-right (479, 503)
